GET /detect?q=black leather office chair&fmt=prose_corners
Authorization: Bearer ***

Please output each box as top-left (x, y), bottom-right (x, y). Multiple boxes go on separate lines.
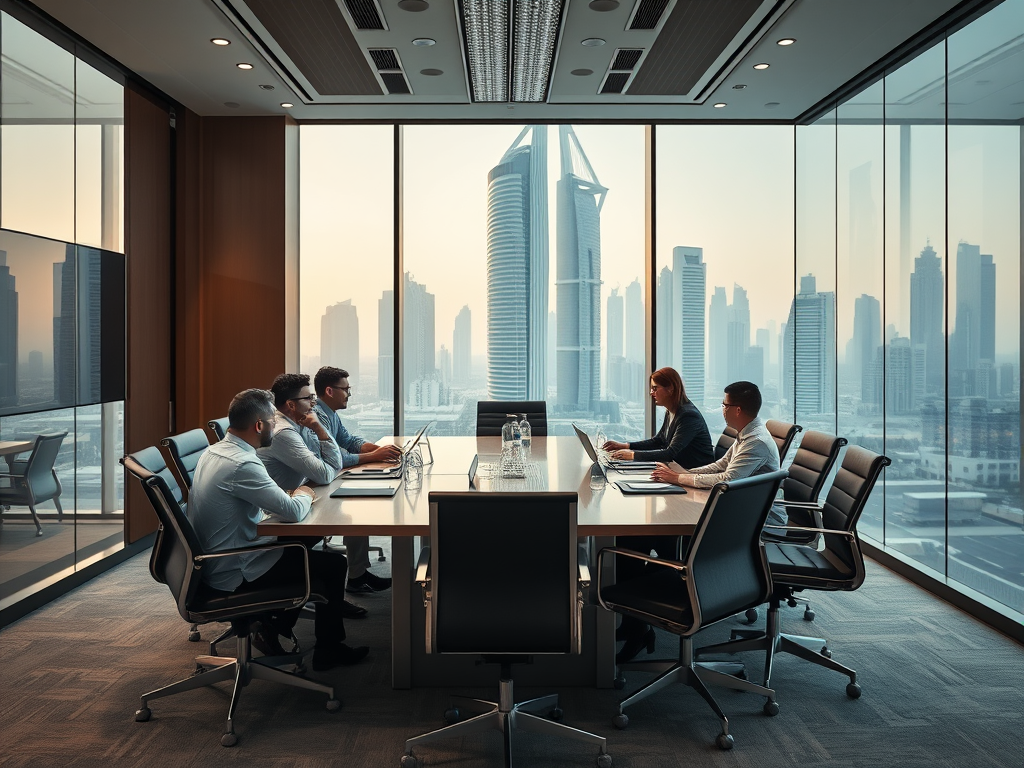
top-left (597, 470), bottom-right (788, 750)
top-left (713, 426), bottom-right (739, 460)
top-left (0, 432), bottom-right (68, 537)
top-left (765, 419), bottom-right (802, 464)
top-left (696, 447), bottom-right (889, 701)
top-left (476, 401), bottom-right (548, 437)
top-left (161, 428), bottom-right (211, 499)
top-left (402, 491), bottom-right (610, 768)
top-left (208, 417), bottom-right (230, 441)
top-left (123, 452), bottom-right (338, 747)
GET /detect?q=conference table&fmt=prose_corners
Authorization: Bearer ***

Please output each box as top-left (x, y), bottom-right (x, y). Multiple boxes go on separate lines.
top-left (258, 435), bottom-right (709, 689)
top-left (0, 440), bottom-right (33, 458)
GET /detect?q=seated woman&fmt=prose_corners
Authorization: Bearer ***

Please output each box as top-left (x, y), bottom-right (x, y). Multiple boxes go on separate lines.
top-left (601, 367), bottom-right (714, 664)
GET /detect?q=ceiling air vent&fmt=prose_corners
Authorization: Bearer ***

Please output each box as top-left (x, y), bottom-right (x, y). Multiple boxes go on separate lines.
top-left (344, 0), bottom-right (388, 30)
top-left (627, 0), bottom-right (670, 30)
top-left (611, 48), bottom-right (644, 71)
top-left (598, 48), bottom-right (645, 94)
top-left (368, 48), bottom-right (413, 95)
top-left (599, 72), bottom-right (631, 94)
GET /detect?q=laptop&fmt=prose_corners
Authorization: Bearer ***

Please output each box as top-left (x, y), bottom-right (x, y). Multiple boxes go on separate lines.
top-left (571, 423), bottom-right (657, 474)
top-left (572, 422), bottom-right (603, 464)
top-left (468, 454), bottom-right (479, 488)
top-left (343, 423), bottom-right (431, 478)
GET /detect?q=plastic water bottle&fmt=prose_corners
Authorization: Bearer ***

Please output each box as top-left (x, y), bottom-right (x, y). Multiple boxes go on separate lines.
top-left (595, 426), bottom-right (607, 455)
top-left (519, 413), bottom-right (532, 450)
top-left (404, 446), bottom-right (423, 491)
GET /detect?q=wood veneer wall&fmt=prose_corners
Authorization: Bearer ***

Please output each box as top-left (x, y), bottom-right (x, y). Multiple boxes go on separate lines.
top-left (124, 87), bottom-right (172, 543)
top-left (174, 112), bottom-right (298, 433)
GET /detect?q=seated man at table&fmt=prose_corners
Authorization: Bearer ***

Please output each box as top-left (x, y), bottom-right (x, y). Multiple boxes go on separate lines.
top-left (258, 372), bottom-right (371, 618)
top-left (188, 387), bottom-right (368, 670)
top-left (312, 365), bottom-right (397, 594)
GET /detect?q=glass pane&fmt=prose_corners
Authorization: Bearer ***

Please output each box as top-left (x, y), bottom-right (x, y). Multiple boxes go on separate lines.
top-left (299, 125), bottom-right (394, 441)
top-left (402, 125), bottom-right (646, 438)
top-left (73, 403), bottom-right (124, 567)
top-left (883, 42), bottom-right (947, 571)
top-left (657, 125), bottom-right (794, 441)
top-left (794, 110), bottom-right (837, 433)
top-left (1, 13), bottom-right (75, 242)
top-left (946, 0), bottom-right (1024, 614)
top-left (75, 60), bottom-right (124, 252)
top-left (0, 408), bottom-right (75, 609)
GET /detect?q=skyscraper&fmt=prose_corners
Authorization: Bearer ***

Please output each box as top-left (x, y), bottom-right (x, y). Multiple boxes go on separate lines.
top-left (404, 272), bottom-right (436, 402)
top-left (320, 299), bottom-right (359, 387)
top-left (783, 274), bottom-right (836, 415)
top-left (950, 241), bottom-right (996, 372)
top-left (607, 288), bottom-right (625, 399)
top-left (910, 242), bottom-right (944, 393)
top-left (656, 266), bottom-right (673, 369)
top-left (726, 283), bottom-right (750, 384)
top-left (453, 305), bottom-right (471, 387)
top-left (849, 293), bottom-right (881, 404)
top-left (673, 246), bottom-right (706, 405)
top-left (486, 124), bottom-right (548, 400)
top-left (624, 278), bottom-right (643, 366)
top-left (556, 125), bottom-right (606, 411)
top-left (0, 250), bottom-right (17, 408)
top-left (378, 290), bottom-right (394, 400)
top-left (708, 286), bottom-right (728, 388)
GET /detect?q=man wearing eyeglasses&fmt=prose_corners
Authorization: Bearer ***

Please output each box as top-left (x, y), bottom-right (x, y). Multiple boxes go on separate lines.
top-left (651, 380), bottom-right (781, 524)
top-left (312, 365), bottom-right (398, 594)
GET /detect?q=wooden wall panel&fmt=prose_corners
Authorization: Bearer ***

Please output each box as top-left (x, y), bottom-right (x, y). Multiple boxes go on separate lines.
top-left (124, 87), bottom-right (171, 543)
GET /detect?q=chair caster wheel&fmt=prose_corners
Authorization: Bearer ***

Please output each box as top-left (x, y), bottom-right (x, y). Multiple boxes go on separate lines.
top-left (221, 732), bottom-right (237, 747)
top-left (135, 707), bottom-right (151, 722)
top-left (764, 700), bottom-right (780, 716)
top-left (743, 608), bottom-right (758, 624)
top-left (36, 529), bottom-right (44, 537)
top-left (326, 698), bottom-right (341, 712)
top-left (597, 753), bottom-right (613, 768)
top-left (804, 609), bottom-right (815, 621)
top-left (444, 707), bottom-right (461, 725)
top-left (846, 682), bottom-right (862, 699)
top-left (820, 646), bottom-right (832, 659)
top-left (612, 713), bottom-right (628, 730)
top-left (549, 707), bottom-right (563, 721)
top-left (613, 675), bottom-right (625, 690)
top-left (378, 556), bottom-right (388, 562)
top-left (192, 665), bottom-right (206, 676)
top-left (401, 753), bottom-right (419, 768)
top-left (188, 630), bottom-right (201, 642)
top-left (716, 732), bottom-right (735, 750)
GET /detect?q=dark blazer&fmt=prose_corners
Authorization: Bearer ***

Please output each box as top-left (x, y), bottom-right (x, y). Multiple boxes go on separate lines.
top-left (629, 401), bottom-right (714, 467)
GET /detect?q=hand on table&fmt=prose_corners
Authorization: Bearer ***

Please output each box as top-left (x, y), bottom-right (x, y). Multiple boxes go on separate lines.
top-left (365, 444), bottom-right (402, 463)
top-left (602, 440), bottom-right (628, 451)
top-left (609, 449), bottom-right (635, 461)
top-left (291, 485), bottom-right (315, 500)
top-left (650, 463), bottom-right (683, 486)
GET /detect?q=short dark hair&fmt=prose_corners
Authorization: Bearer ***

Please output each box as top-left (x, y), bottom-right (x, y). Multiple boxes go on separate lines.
top-left (724, 381), bottom-right (762, 416)
top-left (314, 366), bottom-right (350, 397)
top-left (651, 367), bottom-right (688, 407)
top-left (270, 373), bottom-right (310, 409)
top-left (228, 388), bottom-right (274, 430)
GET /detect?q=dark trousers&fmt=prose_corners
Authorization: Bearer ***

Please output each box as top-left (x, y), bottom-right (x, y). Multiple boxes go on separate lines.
top-left (246, 543), bottom-right (349, 645)
top-left (616, 535), bottom-right (683, 639)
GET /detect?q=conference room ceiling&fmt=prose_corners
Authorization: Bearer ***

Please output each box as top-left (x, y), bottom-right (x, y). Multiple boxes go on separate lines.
top-left (34, 0), bottom-right (967, 121)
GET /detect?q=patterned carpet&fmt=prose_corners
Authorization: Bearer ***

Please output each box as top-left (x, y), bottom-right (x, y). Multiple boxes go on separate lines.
top-left (1, 540), bottom-right (1022, 768)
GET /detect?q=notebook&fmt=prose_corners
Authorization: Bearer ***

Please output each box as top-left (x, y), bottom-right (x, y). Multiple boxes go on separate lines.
top-left (330, 482), bottom-right (401, 498)
top-left (615, 481), bottom-right (688, 496)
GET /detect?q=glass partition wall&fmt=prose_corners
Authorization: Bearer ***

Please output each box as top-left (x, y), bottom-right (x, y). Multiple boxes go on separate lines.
top-left (0, 12), bottom-right (125, 612)
top-left (298, 1), bottom-right (1023, 625)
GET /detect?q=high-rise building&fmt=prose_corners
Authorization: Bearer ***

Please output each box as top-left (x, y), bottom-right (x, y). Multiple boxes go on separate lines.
top-left (320, 299), bottom-right (359, 388)
top-left (849, 293), bottom-right (881, 404)
top-left (783, 274), bottom-right (837, 415)
top-left (606, 288), bottom-right (625, 399)
top-left (656, 266), bottom-right (673, 369)
top-left (452, 305), bottom-right (471, 387)
top-left (0, 250), bottom-right (18, 408)
top-left (404, 273), bottom-right (436, 403)
top-left (54, 245), bottom-right (103, 405)
top-left (673, 246), bottom-right (705, 405)
top-left (755, 328), bottom-right (771, 383)
top-left (886, 336), bottom-right (915, 414)
top-left (378, 290), bottom-right (394, 400)
top-left (556, 125), bottom-right (605, 411)
top-left (910, 242), bottom-right (944, 394)
top-left (708, 286), bottom-right (728, 388)
top-left (950, 241), bottom-right (995, 374)
top-left (624, 278), bottom-right (643, 365)
top-left (486, 124), bottom-right (548, 400)
top-left (726, 283), bottom-right (750, 384)
top-left (437, 345), bottom-right (451, 386)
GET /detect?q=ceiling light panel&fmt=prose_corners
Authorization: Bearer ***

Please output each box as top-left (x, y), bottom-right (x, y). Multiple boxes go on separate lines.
top-left (511, 0), bottom-right (564, 102)
top-left (461, 0), bottom-right (509, 101)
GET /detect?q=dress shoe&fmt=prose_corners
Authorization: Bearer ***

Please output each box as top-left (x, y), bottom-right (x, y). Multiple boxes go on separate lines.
top-left (615, 627), bottom-right (656, 665)
top-left (346, 570), bottom-right (393, 593)
top-left (312, 643), bottom-right (370, 671)
top-left (341, 599), bottom-right (368, 618)
top-left (252, 625), bottom-right (288, 657)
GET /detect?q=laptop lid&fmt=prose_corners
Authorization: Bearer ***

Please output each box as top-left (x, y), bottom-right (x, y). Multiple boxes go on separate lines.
top-left (572, 422), bottom-right (601, 464)
top-left (468, 454), bottom-right (479, 488)
top-left (401, 423), bottom-right (429, 454)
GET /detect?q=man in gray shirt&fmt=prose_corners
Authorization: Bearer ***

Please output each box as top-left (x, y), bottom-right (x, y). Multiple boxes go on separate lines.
top-left (189, 388), bottom-right (368, 671)
top-left (313, 366), bottom-right (398, 594)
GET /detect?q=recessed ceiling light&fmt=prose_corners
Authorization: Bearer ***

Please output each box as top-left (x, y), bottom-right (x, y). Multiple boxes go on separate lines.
top-left (732, 84), bottom-right (747, 90)
top-left (571, 68), bottom-right (594, 76)
top-left (398, 0), bottom-right (429, 10)
top-left (581, 38), bottom-right (606, 47)
top-left (589, 0), bottom-right (619, 10)
top-left (776, 38), bottom-right (796, 46)
top-left (211, 38), bottom-right (230, 46)
top-left (714, 102), bottom-right (727, 108)
top-left (420, 68), bottom-right (444, 76)
top-left (280, 102), bottom-right (294, 108)
top-left (236, 63), bottom-right (253, 70)
top-left (412, 38), bottom-right (436, 46)
top-left (765, 102), bottom-right (780, 109)
top-left (753, 63), bottom-right (769, 70)
top-left (259, 84), bottom-right (275, 91)
top-left (224, 102), bottom-right (240, 108)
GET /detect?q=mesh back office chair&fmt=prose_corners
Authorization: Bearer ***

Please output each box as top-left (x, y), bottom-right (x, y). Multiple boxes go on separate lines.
top-left (597, 470), bottom-right (788, 750)
top-left (713, 426), bottom-right (739, 460)
top-left (161, 428), bottom-right (211, 500)
top-left (0, 432), bottom-right (68, 537)
top-left (402, 491), bottom-right (610, 768)
top-left (695, 447), bottom-right (889, 701)
top-left (764, 419), bottom-right (802, 464)
top-left (208, 417), bottom-right (229, 441)
top-left (476, 401), bottom-right (548, 438)
top-left (123, 452), bottom-right (338, 747)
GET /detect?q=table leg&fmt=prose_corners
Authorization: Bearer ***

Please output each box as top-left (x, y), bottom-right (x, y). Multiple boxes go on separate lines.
top-left (392, 535), bottom-right (414, 689)
top-left (593, 535), bottom-right (616, 688)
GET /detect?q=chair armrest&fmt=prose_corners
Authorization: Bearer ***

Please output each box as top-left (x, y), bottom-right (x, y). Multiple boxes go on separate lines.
top-left (194, 541), bottom-right (311, 605)
top-left (777, 500), bottom-right (824, 509)
top-left (577, 548), bottom-right (591, 588)
top-left (595, 548), bottom-right (687, 614)
top-left (415, 545), bottom-right (431, 586)
top-left (762, 524), bottom-right (855, 540)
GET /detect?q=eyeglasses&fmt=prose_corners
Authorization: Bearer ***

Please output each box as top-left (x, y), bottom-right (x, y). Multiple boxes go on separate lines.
top-left (649, 384), bottom-right (663, 392)
top-left (721, 402), bottom-right (739, 409)
top-left (332, 385), bottom-right (352, 394)
top-left (292, 394), bottom-right (317, 403)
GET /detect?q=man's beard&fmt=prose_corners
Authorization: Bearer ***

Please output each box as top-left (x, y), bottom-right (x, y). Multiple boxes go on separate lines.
top-left (260, 425), bottom-right (274, 448)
